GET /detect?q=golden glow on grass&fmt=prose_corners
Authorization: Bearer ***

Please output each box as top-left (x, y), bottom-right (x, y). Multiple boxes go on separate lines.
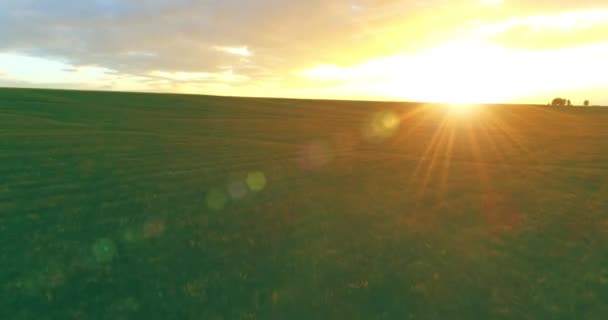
top-left (446, 103), bottom-right (478, 116)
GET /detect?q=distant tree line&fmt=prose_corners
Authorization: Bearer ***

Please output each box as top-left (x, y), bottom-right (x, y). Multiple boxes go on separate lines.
top-left (548, 98), bottom-right (590, 107)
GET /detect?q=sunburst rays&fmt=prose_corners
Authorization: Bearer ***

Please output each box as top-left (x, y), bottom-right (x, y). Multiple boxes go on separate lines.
top-left (393, 104), bottom-right (535, 236)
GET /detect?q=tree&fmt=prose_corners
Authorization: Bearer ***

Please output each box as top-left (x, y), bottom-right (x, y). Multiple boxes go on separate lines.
top-left (551, 97), bottom-right (567, 106)
top-left (584, 100), bottom-right (590, 107)
top-left (567, 99), bottom-right (572, 106)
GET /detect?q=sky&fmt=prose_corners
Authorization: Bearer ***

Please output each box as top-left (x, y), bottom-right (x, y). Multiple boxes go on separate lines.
top-left (0, 0), bottom-right (607, 104)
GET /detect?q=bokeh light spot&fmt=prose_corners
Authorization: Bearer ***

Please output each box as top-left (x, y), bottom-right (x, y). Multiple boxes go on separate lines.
top-left (206, 188), bottom-right (228, 211)
top-left (123, 228), bottom-right (140, 243)
top-left (143, 216), bottom-right (166, 239)
top-left (246, 171), bottom-right (267, 192)
top-left (228, 180), bottom-right (248, 200)
top-left (381, 112), bottom-right (400, 129)
top-left (299, 142), bottom-right (334, 170)
top-left (364, 111), bottom-right (401, 142)
top-left (92, 238), bottom-right (117, 263)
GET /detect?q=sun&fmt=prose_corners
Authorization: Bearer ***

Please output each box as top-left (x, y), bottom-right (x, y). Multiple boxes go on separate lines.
top-left (362, 40), bottom-right (522, 104)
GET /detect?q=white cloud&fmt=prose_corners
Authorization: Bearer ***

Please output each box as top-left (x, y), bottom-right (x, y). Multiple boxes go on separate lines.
top-left (0, 51), bottom-right (254, 91)
top-left (125, 51), bottom-right (158, 58)
top-left (301, 55), bottom-right (410, 81)
top-left (212, 46), bottom-right (252, 57)
top-left (473, 9), bottom-right (608, 36)
top-left (149, 70), bottom-right (249, 83)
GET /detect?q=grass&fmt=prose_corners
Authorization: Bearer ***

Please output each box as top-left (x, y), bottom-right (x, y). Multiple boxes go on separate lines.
top-left (2, 87), bottom-right (608, 319)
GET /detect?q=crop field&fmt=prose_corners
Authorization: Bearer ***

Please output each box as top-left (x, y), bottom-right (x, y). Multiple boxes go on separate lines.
top-left (2, 87), bottom-right (608, 319)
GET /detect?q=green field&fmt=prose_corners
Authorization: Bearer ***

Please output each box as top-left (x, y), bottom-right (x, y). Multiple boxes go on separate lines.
top-left (2, 87), bottom-right (608, 319)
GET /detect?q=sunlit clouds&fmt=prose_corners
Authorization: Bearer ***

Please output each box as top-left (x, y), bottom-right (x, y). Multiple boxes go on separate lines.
top-left (0, 53), bottom-right (167, 92)
top-left (0, 1), bottom-right (607, 103)
top-left (473, 9), bottom-right (608, 39)
top-left (149, 70), bottom-right (249, 83)
top-left (299, 7), bottom-right (608, 104)
top-left (213, 46), bottom-right (253, 57)
top-left (301, 10), bottom-right (608, 104)
top-left (480, 0), bottom-right (503, 5)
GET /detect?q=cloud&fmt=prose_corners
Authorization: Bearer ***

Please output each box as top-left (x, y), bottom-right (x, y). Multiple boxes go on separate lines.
top-left (469, 9), bottom-right (608, 49)
top-left (0, 52), bottom-right (170, 91)
top-left (0, 0), bottom-right (607, 103)
top-left (300, 39), bottom-right (608, 103)
top-left (213, 46), bottom-right (252, 57)
top-left (149, 70), bottom-right (249, 83)
top-left (480, 0), bottom-right (503, 5)
top-left (125, 51), bottom-right (158, 58)
top-left (0, 0), bottom-right (440, 76)
top-left (301, 56), bottom-right (410, 82)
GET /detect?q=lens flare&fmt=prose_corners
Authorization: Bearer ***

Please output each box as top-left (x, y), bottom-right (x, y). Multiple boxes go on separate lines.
top-left (299, 142), bottom-right (334, 170)
top-left (363, 111), bottom-right (401, 142)
top-left (228, 180), bottom-right (248, 199)
top-left (246, 171), bottom-right (267, 192)
top-left (142, 216), bottom-right (166, 239)
top-left (206, 188), bottom-right (229, 210)
top-left (92, 238), bottom-right (117, 263)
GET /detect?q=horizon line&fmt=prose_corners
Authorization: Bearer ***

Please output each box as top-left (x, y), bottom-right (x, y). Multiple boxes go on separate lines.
top-left (0, 86), bottom-right (603, 107)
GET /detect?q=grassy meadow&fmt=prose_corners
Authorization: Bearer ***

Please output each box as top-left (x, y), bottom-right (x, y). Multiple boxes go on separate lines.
top-left (2, 87), bottom-right (608, 319)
